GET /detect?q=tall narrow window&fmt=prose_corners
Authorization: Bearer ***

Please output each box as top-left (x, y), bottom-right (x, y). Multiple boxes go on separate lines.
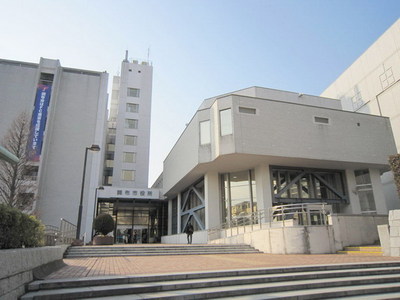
top-left (355, 169), bottom-right (376, 214)
top-left (125, 119), bottom-right (138, 129)
top-left (127, 88), bottom-right (140, 97)
top-left (199, 120), bottom-right (211, 145)
top-left (126, 103), bottom-right (139, 113)
top-left (220, 108), bottom-right (233, 136)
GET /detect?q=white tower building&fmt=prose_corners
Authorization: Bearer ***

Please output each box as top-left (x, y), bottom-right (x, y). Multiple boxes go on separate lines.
top-left (104, 52), bottom-right (153, 188)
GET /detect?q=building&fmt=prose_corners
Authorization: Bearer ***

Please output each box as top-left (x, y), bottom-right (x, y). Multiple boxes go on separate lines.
top-left (321, 18), bottom-right (400, 210)
top-left (0, 58), bottom-right (108, 238)
top-left (160, 86), bottom-right (397, 248)
top-left (96, 53), bottom-right (167, 244)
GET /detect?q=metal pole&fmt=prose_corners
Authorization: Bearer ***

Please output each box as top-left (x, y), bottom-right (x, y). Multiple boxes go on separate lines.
top-left (76, 147), bottom-right (89, 240)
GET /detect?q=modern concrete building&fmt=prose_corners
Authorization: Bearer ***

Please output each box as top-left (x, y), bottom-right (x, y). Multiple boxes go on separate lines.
top-left (97, 54), bottom-right (167, 244)
top-left (160, 86), bottom-right (397, 251)
top-left (321, 18), bottom-right (400, 210)
top-left (0, 58), bottom-right (108, 238)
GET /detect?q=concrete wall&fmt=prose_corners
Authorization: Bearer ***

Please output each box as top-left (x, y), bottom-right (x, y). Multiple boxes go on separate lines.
top-left (209, 225), bottom-right (336, 254)
top-left (163, 89), bottom-right (396, 196)
top-left (111, 60), bottom-right (153, 188)
top-left (328, 214), bottom-right (388, 251)
top-left (0, 58), bottom-right (109, 241)
top-left (0, 245), bottom-right (68, 300)
top-left (161, 231), bottom-right (208, 244)
top-left (232, 94), bottom-right (396, 166)
top-left (321, 19), bottom-right (400, 210)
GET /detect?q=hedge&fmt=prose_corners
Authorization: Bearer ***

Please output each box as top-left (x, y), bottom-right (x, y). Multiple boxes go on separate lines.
top-left (0, 204), bottom-right (44, 249)
top-left (389, 154), bottom-right (400, 198)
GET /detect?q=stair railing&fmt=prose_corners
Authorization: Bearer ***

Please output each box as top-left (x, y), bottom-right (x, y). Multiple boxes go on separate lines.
top-left (208, 203), bottom-right (331, 241)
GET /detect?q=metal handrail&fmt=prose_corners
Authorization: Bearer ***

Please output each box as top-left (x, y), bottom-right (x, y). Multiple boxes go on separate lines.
top-left (44, 218), bottom-right (77, 246)
top-left (208, 203), bottom-right (331, 241)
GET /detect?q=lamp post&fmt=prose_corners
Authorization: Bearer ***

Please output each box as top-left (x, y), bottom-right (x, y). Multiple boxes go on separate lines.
top-left (92, 186), bottom-right (104, 238)
top-left (76, 144), bottom-right (100, 240)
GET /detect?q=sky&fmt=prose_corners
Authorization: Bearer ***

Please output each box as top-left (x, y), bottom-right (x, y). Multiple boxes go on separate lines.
top-left (0, 0), bottom-right (399, 184)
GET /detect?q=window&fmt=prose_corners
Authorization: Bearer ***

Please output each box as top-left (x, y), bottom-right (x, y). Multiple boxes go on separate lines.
top-left (107, 135), bottom-right (115, 144)
top-left (355, 170), bottom-right (376, 214)
top-left (199, 120), bottom-right (211, 145)
top-left (108, 128), bottom-right (116, 135)
top-left (220, 108), bottom-right (233, 136)
top-left (221, 170), bottom-right (257, 223)
top-left (271, 167), bottom-right (347, 207)
top-left (239, 107), bottom-right (256, 114)
top-left (125, 119), bottom-right (138, 129)
top-left (126, 103), bottom-right (139, 113)
top-left (314, 116), bottom-right (329, 124)
top-left (122, 170), bottom-right (135, 181)
top-left (123, 152), bottom-right (136, 163)
top-left (127, 88), bottom-right (140, 97)
top-left (124, 135), bottom-right (137, 145)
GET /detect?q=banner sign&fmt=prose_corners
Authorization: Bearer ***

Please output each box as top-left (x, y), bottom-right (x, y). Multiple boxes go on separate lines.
top-left (28, 84), bottom-right (51, 161)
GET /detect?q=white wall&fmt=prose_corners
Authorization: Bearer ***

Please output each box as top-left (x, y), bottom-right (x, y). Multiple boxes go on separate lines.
top-left (210, 226), bottom-right (336, 254)
top-left (112, 60), bottom-right (153, 188)
top-left (0, 58), bottom-right (109, 236)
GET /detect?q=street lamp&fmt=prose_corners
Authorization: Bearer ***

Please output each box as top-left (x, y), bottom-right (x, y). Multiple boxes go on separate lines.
top-left (76, 144), bottom-right (101, 240)
top-left (92, 186), bottom-right (104, 238)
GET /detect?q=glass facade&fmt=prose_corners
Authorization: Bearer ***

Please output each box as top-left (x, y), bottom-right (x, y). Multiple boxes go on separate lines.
top-left (221, 170), bottom-right (257, 222)
top-left (181, 179), bottom-right (205, 232)
top-left (354, 169), bottom-right (376, 214)
top-left (97, 199), bottom-right (167, 243)
top-left (271, 167), bottom-right (347, 211)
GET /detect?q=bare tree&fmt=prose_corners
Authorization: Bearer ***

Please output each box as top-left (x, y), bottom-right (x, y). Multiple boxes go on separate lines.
top-left (0, 112), bottom-right (37, 211)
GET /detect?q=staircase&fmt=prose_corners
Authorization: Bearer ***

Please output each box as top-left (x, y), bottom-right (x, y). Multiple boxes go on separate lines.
top-left (338, 246), bottom-right (383, 256)
top-left (21, 261), bottom-right (400, 299)
top-left (64, 244), bottom-right (260, 258)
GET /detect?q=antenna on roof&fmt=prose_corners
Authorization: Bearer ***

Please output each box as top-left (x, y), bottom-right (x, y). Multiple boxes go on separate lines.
top-left (147, 47), bottom-right (150, 62)
top-left (124, 50), bottom-right (129, 62)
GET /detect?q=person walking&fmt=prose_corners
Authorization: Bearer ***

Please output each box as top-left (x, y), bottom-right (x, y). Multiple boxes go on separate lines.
top-left (185, 222), bottom-right (194, 244)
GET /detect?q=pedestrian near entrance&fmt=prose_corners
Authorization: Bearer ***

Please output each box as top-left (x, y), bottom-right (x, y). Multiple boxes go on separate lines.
top-left (185, 222), bottom-right (194, 244)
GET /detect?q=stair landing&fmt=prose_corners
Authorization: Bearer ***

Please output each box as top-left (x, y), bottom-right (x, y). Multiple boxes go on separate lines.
top-left (338, 246), bottom-right (383, 256)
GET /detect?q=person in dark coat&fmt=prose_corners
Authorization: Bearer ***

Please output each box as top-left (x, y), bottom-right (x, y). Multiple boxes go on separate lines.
top-left (185, 222), bottom-right (194, 244)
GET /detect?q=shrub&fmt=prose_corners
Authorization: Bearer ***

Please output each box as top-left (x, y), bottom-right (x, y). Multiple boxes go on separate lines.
top-left (0, 204), bottom-right (44, 249)
top-left (389, 154), bottom-right (400, 198)
top-left (93, 214), bottom-right (115, 236)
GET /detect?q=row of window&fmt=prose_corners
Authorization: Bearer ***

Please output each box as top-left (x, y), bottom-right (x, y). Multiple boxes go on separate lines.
top-left (107, 134), bottom-right (138, 146)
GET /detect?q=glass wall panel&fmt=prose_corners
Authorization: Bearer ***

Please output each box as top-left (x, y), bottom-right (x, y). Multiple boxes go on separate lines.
top-left (180, 179), bottom-right (205, 232)
top-left (355, 169), bottom-right (376, 214)
top-left (221, 169), bottom-right (257, 222)
top-left (271, 167), bottom-right (347, 206)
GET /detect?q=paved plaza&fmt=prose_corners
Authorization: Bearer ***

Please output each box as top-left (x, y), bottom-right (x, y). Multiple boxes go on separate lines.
top-left (47, 247), bottom-right (400, 279)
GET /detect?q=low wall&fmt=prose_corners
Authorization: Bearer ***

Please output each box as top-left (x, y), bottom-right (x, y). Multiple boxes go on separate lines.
top-left (329, 214), bottom-right (388, 251)
top-left (161, 231), bottom-right (208, 244)
top-left (210, 225), bottom-right (335, 254)
top-left (0, 245), bottom-right (69, 300)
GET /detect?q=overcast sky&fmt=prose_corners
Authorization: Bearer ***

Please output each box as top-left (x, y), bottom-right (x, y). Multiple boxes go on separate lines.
top-left (1, 0), bottom-right (399, 184)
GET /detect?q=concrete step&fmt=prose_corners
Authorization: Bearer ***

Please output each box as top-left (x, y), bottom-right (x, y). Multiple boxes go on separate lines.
top-left (338, 246), bottom-right (383, 256)
top-left (64, 244), bottom-right (260, 258)
top-left (21, 262), bottom-right (400, 299)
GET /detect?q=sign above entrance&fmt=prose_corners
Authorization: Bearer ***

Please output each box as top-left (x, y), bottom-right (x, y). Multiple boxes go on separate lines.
top-left (98, 187), bottom-right (161, 200)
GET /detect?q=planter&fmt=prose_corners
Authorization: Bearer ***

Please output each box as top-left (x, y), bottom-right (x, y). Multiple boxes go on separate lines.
top-left (93, 235), bottom-right (114, 245)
